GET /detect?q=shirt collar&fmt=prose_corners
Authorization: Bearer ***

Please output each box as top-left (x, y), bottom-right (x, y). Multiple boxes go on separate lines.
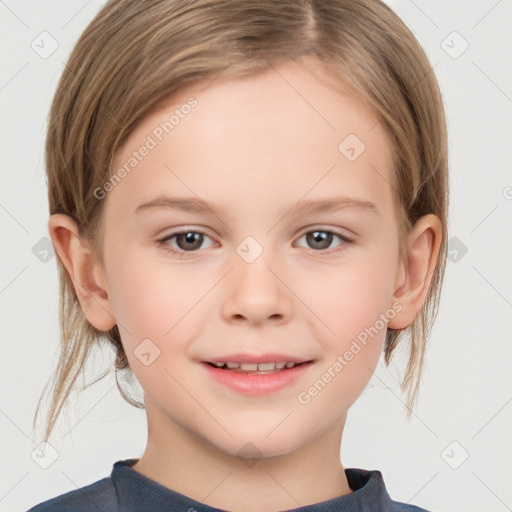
top-left (112, 458), bottom-right (399, 511)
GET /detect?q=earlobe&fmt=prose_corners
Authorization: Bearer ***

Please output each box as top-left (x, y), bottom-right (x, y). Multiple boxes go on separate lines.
top-left (48, 214), bottom-right (116, 331)
top-left (388, 214), bottom-right (443, 330)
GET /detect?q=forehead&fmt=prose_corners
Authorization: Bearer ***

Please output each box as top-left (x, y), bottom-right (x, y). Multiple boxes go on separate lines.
top-left (107, 58), bottom-right (395, 221)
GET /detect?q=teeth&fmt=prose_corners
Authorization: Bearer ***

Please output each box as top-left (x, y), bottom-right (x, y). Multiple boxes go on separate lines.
top-left (212, 361), bottom-right (299, 371)
top-left (257, 362), bottom-right (277, 371)
top-left (241, 363), bottom-right (258, 371)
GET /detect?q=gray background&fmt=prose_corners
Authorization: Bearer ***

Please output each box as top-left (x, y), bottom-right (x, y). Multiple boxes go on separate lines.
top-left (1, 1), bottom-right (511, 511)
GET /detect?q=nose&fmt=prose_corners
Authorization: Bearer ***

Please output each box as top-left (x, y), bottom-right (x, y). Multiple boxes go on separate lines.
top-left (220, 252), bottom-right (293, 327)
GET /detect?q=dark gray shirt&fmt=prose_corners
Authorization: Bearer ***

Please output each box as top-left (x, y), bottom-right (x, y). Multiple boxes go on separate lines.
top-left (27, 458), bottom-right (430, 511)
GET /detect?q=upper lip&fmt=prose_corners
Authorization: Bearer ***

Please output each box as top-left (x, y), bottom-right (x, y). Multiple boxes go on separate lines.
top-left (202, 353), bottom-right (314, 364)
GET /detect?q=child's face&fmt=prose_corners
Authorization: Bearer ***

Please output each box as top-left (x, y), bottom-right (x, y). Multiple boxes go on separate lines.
top-left (99, 58), bottom-right (405, 457)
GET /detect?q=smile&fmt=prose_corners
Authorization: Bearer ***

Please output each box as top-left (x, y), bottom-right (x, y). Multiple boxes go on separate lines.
top-left (201, 361), bottom-right (314, 394)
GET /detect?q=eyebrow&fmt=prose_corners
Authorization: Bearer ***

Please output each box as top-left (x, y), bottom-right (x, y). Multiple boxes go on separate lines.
top-left (133, 195), bottom-right (379, 218)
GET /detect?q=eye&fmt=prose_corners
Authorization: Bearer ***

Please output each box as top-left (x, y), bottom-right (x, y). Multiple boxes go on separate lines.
top-left (157, 227), bottom-right (353, 258)
top-left (157, 229), bottom-right (216, 257)
top-left (295, 228), bottom-right (352, 254)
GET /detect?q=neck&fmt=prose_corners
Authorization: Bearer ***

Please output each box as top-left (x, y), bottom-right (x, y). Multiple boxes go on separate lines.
top-left (131, 399), bottom-right (353, 511)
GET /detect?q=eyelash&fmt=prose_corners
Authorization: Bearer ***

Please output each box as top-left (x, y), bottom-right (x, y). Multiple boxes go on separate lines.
top-left (157, 227), bottom-right (353, 258)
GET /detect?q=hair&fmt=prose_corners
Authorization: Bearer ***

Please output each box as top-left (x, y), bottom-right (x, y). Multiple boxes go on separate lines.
top-left (34, 0), bottom-right (449, 443)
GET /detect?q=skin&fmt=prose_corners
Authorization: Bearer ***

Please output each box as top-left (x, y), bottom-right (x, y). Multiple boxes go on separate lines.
top-left (49, 57), bottom-right (442, 511)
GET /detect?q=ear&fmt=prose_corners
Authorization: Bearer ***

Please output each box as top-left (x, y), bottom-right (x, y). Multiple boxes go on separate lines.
top-left (48, 214), bottom-right (116, 331)
top-left (388, 214), bottom-right (443, 330)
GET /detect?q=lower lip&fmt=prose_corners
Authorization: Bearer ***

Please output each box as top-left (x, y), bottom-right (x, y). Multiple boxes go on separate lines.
top-left (201, 362), bottom-right (314, 395)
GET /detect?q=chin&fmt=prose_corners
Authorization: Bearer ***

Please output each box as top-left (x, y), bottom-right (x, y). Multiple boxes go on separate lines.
top-left (207, 428), bottom-right (306, 462)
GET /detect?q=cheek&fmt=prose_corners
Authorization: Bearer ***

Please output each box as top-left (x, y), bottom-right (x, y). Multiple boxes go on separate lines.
top-left (296, 267), bottom-right (392, 414)
top-left (292, 255), bottom-right (396, 408)
top-left (106, 259), bottom-right (215, 382)
top-left (299, 259), bottom-right (396, 342)
top-left (106, 264), bottom-right (194, 397)
top-left (108, 256), bottom-right (202, 335)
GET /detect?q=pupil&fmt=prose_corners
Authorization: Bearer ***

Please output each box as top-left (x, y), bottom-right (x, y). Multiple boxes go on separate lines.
top-left (177, 232), bottom-right (203, 250)
top-left (308, 231), bottom-right (331, 250)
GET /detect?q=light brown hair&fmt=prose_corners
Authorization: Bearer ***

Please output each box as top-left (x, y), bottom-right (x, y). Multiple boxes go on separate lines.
top-left (34, 0), bottom-right (449, 443)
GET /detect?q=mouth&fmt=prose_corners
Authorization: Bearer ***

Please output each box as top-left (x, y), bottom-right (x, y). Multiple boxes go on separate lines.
top-left (203, 360), bottom-right (314, 374)
top-left (201, 358), bottom-right (315, 395)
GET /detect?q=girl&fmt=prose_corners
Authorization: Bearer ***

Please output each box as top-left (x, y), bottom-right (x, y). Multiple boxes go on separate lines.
top-left (28, 0), bottom-right (448, 510)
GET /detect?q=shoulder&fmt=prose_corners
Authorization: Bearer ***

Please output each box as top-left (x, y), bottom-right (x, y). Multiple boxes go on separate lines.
top-left (389, 501), bottom-right (431, 512)
top-left (26, 476), bottom-right (117, 512)
top-left (344, 468), bottom-right (432, 512)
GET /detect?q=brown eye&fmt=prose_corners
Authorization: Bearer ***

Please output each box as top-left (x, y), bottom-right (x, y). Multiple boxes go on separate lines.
top-left (158, 229), bottom-right (215, 256)
top-left (306, 231), bottom-right (332, 250)
top-left (296, 229), bottom-right (352, 253)
top-left (175, 231), bottom-right (204, 251)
